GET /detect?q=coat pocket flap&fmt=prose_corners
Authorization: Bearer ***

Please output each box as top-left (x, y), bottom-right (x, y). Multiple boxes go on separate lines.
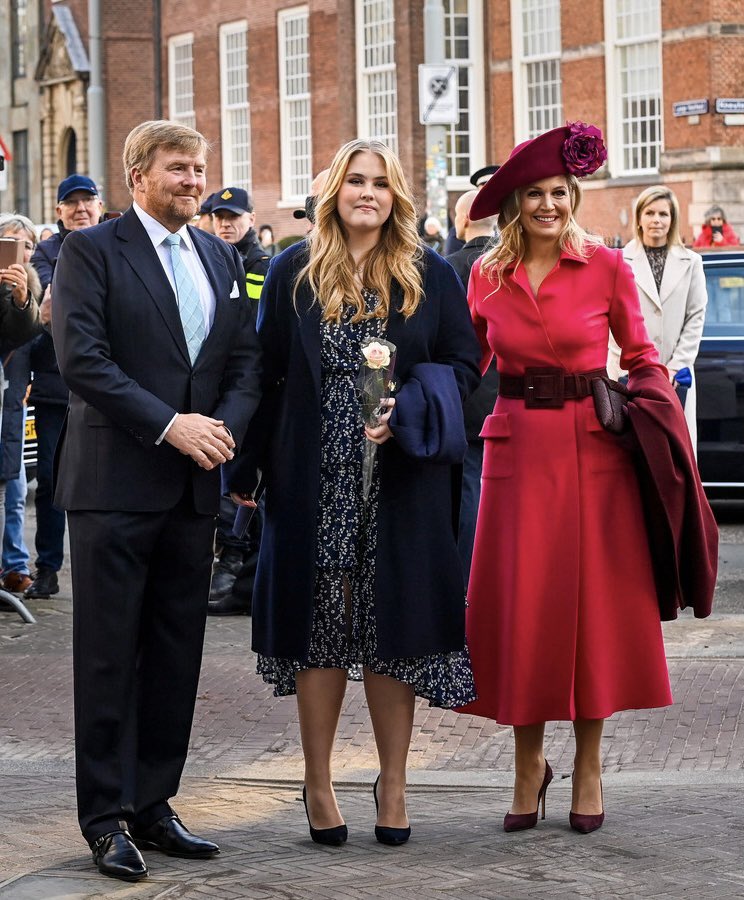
top-left (479, 412), bottom-right (511, 439)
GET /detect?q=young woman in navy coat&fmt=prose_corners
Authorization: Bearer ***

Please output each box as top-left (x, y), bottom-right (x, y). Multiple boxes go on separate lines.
top-left (227, 139), bottom-right (481, 846)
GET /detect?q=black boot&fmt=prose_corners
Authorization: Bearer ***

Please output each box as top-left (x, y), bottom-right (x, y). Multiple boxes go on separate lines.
top-left (208, 554), bottom-right (256, 616)
top-left (208, 546), bottom-right (244, 602)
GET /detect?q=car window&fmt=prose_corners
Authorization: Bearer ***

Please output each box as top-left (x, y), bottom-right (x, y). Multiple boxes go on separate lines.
top-left (703, 263), bottom-right (744, 336)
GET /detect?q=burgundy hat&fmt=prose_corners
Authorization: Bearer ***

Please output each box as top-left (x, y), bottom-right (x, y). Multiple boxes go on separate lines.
top-left (470, 121), bottom-right (607, 221)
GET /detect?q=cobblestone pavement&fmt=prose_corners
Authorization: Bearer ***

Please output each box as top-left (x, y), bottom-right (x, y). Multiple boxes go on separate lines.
top-left (1, 512), bottom-right (743, 897)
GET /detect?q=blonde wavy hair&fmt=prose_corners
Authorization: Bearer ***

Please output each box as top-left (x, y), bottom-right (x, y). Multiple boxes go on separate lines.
top-left (295, 139), bottom-right (423, 323)
top-left (634, 185), bottom-right (683, 247)
top-left (480, 175), bottom-right (603, 287)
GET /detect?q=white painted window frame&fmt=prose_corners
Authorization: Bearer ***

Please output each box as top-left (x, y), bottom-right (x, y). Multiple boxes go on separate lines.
top-left (168, 33), bottom-right (195, 129)
top-left (355, 0), bottom-right (398, 152)
top-left (511, 0), bottom-right (562, 144)
top-left (219, 20), bottom-right (251, 191)
top-left (443, 0), bottom-right (486, 191)
top-left (277, 5), bottom-right (312, 204)
top-left (603, 0), bottom-right (663, 177)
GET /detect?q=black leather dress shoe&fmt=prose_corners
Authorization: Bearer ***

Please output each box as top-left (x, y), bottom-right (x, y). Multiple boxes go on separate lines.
top-left (207, 592), bottom-right (252, 616)
top-left (131, 814), bottom-right (220, 859)
top-left (24, 567), bottom-right (59, 599)
top-left (90, 830), bottom-right (148, 881)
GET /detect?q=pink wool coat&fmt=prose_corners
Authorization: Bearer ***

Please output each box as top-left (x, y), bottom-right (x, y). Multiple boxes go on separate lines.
top-left (460, 244), bottom-right (674, 725)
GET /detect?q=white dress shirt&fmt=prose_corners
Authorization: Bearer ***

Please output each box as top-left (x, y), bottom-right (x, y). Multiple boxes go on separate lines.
top-left (133, 201), bottom-right (216, 332)
top-left (132, 202), bottom-right (218, 442)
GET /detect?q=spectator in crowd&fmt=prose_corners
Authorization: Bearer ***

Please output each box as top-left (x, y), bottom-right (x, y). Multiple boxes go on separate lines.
top-left (420, 215), bottom-right (446, 253)
top-left (0, 216), bottom-right (42, 568)
top-left (445, 190), bottom-right (500, 585)
top-left (52, 119), bottom-right (261, 882)
top-left (38, 225), bottom-right (56, 242)
top-left (0, 214), bottom-right (41, 593)
top-left (693, 204), bottom-right (740, 248)
top-left (609, 185), bottom-right (707, 449)
top-left (194, 192), bottom-right (216, 233)
top-left (292, 168), bottom-right (331, 229)
top-left (226, 138), bottom-right (480, 848)
top-left (27, 174), bottom-right (104, 600)
top-left (444, 164), bottom-right (500, 255)
top-left (258, 224), bottom-right (279, 257)
top-left (207, 187), bottom-right (270, 615)
top-left (461, 123), bottom-right (676, 836)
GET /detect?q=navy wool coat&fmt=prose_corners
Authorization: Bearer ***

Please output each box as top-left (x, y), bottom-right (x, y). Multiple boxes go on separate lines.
top-left (227, 242), bottom-right (481, 661)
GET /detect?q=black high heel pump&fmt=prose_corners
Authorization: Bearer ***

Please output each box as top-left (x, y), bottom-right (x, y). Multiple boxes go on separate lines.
top-left (302, 786), bottom-right (348, 846)
top-left (373, 775), bottom-right (411, 846)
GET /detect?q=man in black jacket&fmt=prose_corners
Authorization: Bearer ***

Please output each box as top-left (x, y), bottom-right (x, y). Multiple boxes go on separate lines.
top-left (446, 189), bottom-right (500, 586)
top-left (27, 175), bottom-right (103, 600)
top-left (208, 187), bottom-right (270, 613)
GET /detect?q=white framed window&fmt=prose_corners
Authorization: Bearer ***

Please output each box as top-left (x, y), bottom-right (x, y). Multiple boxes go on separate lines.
top-left (604, 0), bottom-right (662, 175)
top-left (168, 34), bottom-right (195, 129)
top-left (355, 0), bottom-right (398, 152)
top-left (511, 0), bottom-right (562, 142)
top-left (220, 21), bottom-right (251, 191)
top-left (278, 6), bottom-right (312, 202)
top-left (443, 0), bottom-right (486, 188)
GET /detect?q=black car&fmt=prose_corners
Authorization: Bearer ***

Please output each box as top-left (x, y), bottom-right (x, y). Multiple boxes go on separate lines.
top-left (696, 248), bottom-right (744, 498)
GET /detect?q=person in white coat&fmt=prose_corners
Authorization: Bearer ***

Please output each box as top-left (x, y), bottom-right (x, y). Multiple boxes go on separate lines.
top-left (608, 185), bottom-right (708, 449)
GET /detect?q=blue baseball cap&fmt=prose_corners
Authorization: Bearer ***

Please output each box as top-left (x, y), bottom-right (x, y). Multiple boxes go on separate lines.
top-left (199, 191), bottom-right (218, 215)
top-left (211, 187), bottom-right (253, 215)
top-left (57, 174), bottom-right (98, 202)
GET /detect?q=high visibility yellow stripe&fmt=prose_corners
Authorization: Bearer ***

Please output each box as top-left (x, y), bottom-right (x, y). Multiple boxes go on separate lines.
top-left (246, 272), bottom-right (265, 301)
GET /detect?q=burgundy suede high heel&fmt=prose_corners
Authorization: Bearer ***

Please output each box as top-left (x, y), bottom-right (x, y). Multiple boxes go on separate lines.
top-left (569, 780), bottom-right (604, 834)
top-left (503, 761), bottom-right (553, 833)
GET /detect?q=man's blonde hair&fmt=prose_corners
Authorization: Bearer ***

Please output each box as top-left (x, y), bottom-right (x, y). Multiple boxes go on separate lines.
top-left (122, 120), bottom-right (210, 193)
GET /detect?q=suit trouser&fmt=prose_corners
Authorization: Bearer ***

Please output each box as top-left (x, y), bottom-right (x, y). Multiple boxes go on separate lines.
top-left (68, 494), bottom-right (215, 843)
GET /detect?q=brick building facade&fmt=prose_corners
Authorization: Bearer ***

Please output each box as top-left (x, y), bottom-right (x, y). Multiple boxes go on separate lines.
top-left (1, 1), bottom-right (742, 243)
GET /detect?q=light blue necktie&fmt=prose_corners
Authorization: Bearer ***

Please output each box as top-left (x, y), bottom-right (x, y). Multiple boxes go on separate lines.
top-left (164, 233), bottom-right (205, 364)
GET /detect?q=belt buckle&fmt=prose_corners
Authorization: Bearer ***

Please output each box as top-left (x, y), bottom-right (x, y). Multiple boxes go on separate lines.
top-left (524, 367), bottom-right (565, 409)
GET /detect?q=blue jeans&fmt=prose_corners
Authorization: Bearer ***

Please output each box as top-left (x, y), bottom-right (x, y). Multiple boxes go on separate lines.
top-left (458, 440), bottom-right (484, 589)
top-left (33, 402), bottom-right (67, 572)
top-left (3, 462), bottom-right (30, 575)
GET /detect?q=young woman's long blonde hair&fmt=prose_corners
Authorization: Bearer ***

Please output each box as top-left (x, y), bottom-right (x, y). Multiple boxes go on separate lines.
top-left (480, 174), bottom-right (603, 287)
top-left (294, 139), bottom-right (423, 322)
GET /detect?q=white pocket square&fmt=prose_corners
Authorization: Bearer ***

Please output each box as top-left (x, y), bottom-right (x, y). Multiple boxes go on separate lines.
top-left (229, 281), bottom-right (240, 299)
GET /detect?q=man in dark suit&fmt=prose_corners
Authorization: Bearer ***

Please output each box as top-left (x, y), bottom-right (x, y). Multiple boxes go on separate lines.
top-left (445, 190), bottom-right (500, 586)
top-left (52, 120), bottom-right (262, 883)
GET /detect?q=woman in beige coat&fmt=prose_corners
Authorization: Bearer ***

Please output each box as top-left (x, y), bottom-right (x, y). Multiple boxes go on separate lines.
top-left (608, 185), bottom-right (707, 448)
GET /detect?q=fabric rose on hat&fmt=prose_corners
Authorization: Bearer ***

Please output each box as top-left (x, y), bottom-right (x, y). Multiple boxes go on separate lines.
top-left (562, 121), bottom-right (608, 177)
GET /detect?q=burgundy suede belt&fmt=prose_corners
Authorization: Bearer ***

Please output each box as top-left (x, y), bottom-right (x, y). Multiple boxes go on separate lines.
top-left (498, 366), bottom-right (608, 409)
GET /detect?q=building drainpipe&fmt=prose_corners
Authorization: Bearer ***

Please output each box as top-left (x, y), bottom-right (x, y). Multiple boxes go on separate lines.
top-left (153, 0), bottom-right (162, 119)
top-left (87, 0), bottom-right (106, 203)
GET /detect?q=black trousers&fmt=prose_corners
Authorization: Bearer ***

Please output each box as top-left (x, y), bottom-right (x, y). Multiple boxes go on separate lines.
top-left (68, 495), bottom-right (216, 843)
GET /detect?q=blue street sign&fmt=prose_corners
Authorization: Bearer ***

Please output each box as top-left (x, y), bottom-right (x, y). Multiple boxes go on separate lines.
top-left (716, 98), bottom-right (744, 114)
top-left (672, 99), bottom-right (709, 117)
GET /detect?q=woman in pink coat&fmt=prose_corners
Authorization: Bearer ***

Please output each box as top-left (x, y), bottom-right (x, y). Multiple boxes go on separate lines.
top-left (460, 124), bottom-right (673, 835)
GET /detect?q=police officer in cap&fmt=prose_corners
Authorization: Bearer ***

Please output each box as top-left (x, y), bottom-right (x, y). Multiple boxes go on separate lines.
top-left (208, 187), bottom-right (269, 613)
top-left (211, 187), bottom-right (269, 305)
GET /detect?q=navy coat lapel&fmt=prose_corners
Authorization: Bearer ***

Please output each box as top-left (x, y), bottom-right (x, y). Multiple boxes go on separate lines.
top-left (295, 279), bottom-right (322, 396)
top-left (116, 208), bottom-right (191, 364)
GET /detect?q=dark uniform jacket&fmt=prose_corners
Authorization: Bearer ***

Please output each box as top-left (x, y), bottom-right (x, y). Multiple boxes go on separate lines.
top-left (234, 229), bottom-right (270, 305)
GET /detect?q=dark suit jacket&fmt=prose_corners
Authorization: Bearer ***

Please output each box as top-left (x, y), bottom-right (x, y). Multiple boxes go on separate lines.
top-left (226, 242), bottom-right (481, 661)
top-left (52, 206), bottom-right (262, 514)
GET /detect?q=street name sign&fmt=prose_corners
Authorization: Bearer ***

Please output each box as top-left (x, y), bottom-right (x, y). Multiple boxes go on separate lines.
top-left (673, 99), bottom-right (709, 117)
top-left (716, 98), bottom-right (744, 114)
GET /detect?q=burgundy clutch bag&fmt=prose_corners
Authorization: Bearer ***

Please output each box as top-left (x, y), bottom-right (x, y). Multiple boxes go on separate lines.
top-left (591, 376), bottom-right (630, 435)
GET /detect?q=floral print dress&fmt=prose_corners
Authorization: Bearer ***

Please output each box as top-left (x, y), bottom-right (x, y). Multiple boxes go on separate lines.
top-left (257, 290), bottom-right (476, 708)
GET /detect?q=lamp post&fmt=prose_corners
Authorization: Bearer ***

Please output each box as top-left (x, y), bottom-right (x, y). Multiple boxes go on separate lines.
top-left (423, 0), bottom-right (452, 234)
top-left (87, 0), bottom-right (106, 203)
